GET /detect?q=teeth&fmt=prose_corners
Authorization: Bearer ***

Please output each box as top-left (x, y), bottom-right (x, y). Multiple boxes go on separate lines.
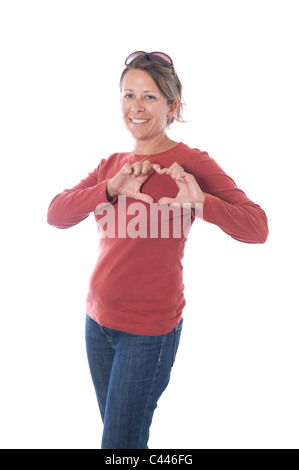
top-left (131, 119), bottom-right (149, 124)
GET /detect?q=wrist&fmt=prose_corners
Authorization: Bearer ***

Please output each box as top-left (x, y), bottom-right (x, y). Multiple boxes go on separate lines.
top-left (106, 179), bottom-right (118, 201)
top-left (191, 194), bottom-right (205, 208)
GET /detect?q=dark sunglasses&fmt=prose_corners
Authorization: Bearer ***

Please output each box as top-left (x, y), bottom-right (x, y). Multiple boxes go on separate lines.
top-left (125, 51), bottom-right (174, 68)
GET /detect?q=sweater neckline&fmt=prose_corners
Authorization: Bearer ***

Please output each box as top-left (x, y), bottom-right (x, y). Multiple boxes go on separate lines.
top-left (131, 141), bottom-right (183, 160)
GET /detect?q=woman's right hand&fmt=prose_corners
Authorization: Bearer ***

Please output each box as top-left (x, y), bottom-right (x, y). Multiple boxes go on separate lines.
top-left (106, 160), bottom-right (155, 204)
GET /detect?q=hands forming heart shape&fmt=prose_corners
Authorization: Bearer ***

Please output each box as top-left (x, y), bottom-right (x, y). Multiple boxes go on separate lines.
top-left (106, 161), bottom-right (205, 207)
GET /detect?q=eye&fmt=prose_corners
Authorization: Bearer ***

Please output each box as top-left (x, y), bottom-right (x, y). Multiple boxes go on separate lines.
top-left (123, 94), bottom-right (133, 99)
top-left (145, 95), bottom-right (156, 100)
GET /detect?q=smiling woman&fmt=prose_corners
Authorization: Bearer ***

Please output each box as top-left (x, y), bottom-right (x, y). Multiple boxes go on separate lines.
top-left (47, 50), bottom-right (268, 449)
top-left (120, 68), bottom-right (179, 154)
top-left (120, 52), bottom-right (185, 128)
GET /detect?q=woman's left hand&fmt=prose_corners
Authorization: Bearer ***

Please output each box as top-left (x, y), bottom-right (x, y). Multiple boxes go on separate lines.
top-left (152, 162), bottom-right (205, 207)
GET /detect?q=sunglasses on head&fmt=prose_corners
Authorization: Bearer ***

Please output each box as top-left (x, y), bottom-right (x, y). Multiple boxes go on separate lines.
top-left (125, 51), bottom-right (174, 68)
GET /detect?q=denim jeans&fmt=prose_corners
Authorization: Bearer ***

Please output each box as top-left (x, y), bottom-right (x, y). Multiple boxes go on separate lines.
top-left (85, 314), bottom-right (183, 449)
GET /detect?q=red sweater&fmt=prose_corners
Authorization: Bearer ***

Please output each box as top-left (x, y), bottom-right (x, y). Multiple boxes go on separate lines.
top-left (47, 142), bottom-right (268, 335)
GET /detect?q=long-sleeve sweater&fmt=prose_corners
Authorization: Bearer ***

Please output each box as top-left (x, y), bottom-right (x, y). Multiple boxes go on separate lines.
top-left (47, 142), bottom-right (268, 335)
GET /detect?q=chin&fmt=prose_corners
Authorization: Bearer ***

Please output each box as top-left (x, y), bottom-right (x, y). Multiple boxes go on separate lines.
top-left (127, 126), bottom-right (152, 140)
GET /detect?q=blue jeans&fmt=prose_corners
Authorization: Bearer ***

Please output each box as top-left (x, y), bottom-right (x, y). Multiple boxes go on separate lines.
top-left (85, 314), bottom-right (183, 449)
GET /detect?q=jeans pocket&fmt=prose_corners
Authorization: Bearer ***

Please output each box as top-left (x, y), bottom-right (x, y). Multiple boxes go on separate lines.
top-left (172, 318), bottom-right (183, 366)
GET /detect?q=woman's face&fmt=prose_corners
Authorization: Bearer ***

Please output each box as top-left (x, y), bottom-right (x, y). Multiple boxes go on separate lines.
top-left (121, 69), bottom-right (177, 143)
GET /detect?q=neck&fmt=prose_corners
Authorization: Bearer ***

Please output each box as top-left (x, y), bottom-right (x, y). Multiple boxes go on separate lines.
top-left (133, 133), bottom-right (169, 156)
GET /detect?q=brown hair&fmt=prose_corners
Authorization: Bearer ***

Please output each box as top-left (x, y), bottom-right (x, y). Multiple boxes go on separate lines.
top-left (119, 56), bottom-right (185, 128)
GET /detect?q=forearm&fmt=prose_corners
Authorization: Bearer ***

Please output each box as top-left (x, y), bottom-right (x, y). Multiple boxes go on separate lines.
top-left (190, 151), bottom-right (269, 244)
top-left (47, 179), bottom-right (113, 229)
top-left (203, 192), bottom-right (269, 243)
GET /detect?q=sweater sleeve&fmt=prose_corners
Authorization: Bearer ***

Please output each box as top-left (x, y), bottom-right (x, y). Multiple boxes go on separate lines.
top-left (47, 159), bottom-right (117, 229)
top-left (194, 151), bottom-right (269, 244)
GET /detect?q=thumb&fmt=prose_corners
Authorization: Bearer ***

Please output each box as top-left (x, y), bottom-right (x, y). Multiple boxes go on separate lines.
top-left (157, 197), bottom-right (176, 205)
top-left (134, 191), bottom-right (154, 204)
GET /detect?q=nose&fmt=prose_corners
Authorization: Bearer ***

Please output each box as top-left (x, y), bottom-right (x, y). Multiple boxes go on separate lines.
top-left (130, 97), bottom-right (145, 113)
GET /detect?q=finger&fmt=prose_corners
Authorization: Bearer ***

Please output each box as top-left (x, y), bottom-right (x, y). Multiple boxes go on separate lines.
top-left (141, 160), bottom-right (152, 175)
top-left (152, 164), bottom-right (168, 175)
top-left (158, 197), bottom-right (177, 205)
top-left (179, 171), bottom-right (197, 185)
top-left (123, 162), bottom-right (133, 174)
top-left (169, 170), bottom-right (184, 181)
top-left (173, 165), bottom-right (186, 181)
top-left (151, 163), bottom-right (161, 171)
top-left (168, 162), bottom-right (181, 172)
top-left (134, 191), bottom-right (154, 204)
top-left (123, 163), bottom-right (132, 173)
top-left (160, 162), bottom-right (178, 180)
top-left (169, 165), bottom-right (188, 181)
top-left (179, 169), bottom-right (192, 178)
top-left (132, 161), bottom-right (143, 176)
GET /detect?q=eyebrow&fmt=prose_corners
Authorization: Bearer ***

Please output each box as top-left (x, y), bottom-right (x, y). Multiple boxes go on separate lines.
top-left (123, 89), bottom-right (159, 94)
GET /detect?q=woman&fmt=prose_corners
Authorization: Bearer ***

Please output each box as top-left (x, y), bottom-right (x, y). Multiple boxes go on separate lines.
top-left (47, 51), bottom-right (268, 449)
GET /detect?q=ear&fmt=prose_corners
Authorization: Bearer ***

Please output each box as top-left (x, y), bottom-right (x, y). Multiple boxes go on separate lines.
top-left (167, 100), bottom-right (179, 118)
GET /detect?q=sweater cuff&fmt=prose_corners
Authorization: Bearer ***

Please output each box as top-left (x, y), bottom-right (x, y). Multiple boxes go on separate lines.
top-left (200, 192), bottom-right (213, 221)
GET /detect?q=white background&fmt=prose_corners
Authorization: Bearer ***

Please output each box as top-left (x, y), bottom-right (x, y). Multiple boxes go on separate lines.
top-left (0, 0), bottom-right (298, 449)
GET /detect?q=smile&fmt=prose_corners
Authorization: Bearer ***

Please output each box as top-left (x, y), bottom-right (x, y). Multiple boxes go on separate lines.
top-left (130, 118), bottom-right (150, 124)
